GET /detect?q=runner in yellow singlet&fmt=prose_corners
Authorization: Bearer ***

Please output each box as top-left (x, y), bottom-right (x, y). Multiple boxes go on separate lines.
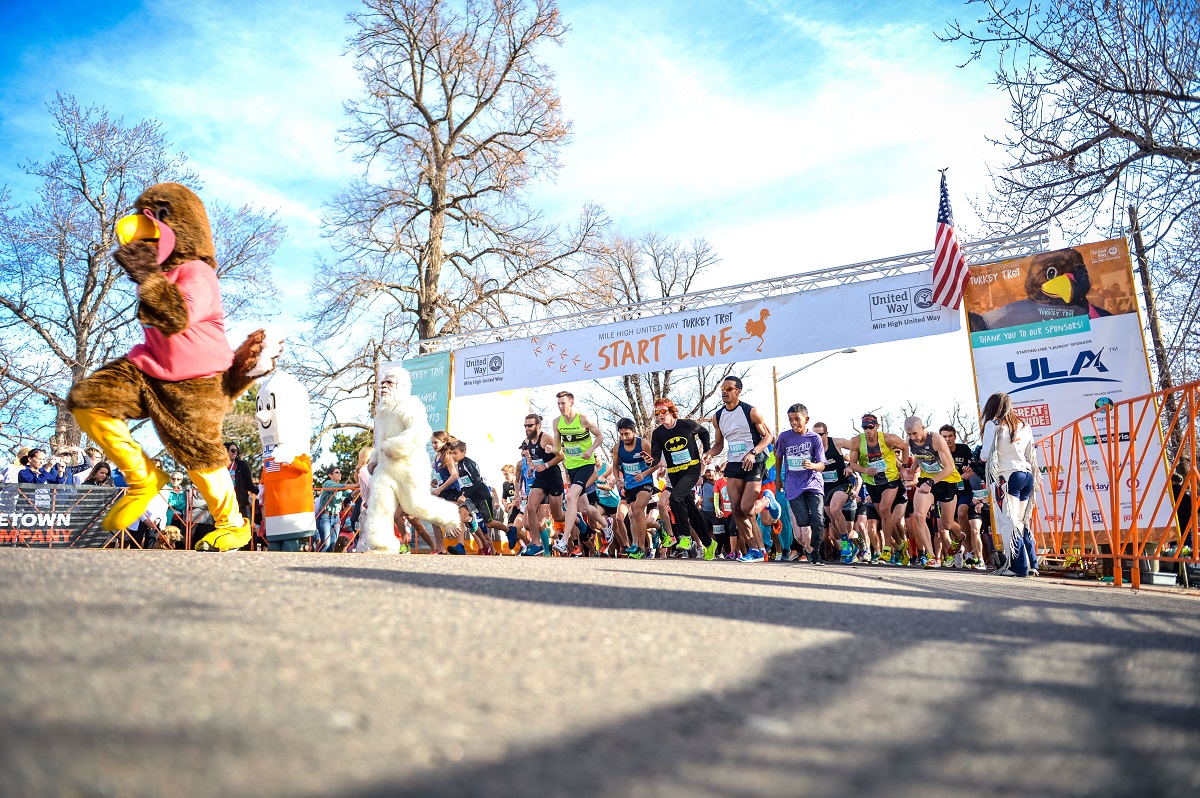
top-left (846, 413), bottom-right (909, 562)
top-left (550, 390), bottom-right (604, 554)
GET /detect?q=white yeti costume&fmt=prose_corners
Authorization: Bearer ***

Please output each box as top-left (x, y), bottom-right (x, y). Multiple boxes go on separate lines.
top-left (362, 364), bottom-right (460, 552)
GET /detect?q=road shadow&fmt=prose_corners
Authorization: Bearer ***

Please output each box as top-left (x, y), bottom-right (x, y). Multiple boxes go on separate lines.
top-left (291, 565), bottom-right (1200, 798)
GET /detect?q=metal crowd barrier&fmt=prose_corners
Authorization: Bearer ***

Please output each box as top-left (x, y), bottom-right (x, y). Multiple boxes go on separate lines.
top-left (1031, 379), bottom-right (1200, 588)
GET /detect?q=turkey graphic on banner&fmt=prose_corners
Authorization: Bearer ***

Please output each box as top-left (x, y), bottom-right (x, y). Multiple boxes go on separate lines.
top-left (453, 270), bottom-right (959, 395)
top-left (963, 238), bottom-right (1173, 532)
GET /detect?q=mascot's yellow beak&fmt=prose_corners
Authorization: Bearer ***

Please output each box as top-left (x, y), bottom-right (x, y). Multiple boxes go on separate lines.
top-left (1042, 273), bottom-right (1075, 303)
top-left (115, 213), bottom-right (161, 245)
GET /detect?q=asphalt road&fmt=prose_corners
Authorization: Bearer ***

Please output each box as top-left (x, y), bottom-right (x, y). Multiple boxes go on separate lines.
top-left (1, 551), bottom-right (1198, 798)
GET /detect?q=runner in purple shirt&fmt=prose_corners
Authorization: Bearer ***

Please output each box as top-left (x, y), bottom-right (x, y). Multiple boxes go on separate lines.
top-left (776, 403), bottom-right (828, 564)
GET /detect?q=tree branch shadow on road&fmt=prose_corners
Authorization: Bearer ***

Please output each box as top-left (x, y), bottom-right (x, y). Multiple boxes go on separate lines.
top-left (292, 565), bottom-right (1200, 798)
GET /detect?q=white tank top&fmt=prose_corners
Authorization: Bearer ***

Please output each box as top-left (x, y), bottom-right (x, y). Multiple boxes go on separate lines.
top-left (718, 402), bottom-right (755, 461)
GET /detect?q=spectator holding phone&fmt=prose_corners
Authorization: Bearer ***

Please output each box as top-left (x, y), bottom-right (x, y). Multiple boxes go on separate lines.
top-left (18, 448), bottom-right (69, 484)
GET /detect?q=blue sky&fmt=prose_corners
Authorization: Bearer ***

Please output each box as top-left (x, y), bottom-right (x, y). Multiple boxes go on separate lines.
top-left (1, 0), bottom-right (1023, 446)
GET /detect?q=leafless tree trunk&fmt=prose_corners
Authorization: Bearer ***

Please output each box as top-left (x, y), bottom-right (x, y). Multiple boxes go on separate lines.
top-left (0, 95), bottom-right (284, 452)
top-left (303, 0), bottom-right (605, 436)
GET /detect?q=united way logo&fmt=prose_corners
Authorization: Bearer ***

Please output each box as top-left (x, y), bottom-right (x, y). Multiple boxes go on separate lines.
top-left (913, 288), bottom-right (935, 309)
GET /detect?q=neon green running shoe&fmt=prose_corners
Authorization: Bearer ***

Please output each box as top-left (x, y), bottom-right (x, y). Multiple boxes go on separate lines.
top-left (703, 539), bottom-right (717, 561)
top-left (677, 535), bottom-right (692, 552)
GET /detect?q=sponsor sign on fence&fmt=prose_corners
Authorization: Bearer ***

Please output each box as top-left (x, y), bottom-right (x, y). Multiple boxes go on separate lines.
top-left (0, 485), bottom-right (121, 547)
top-left (452, 271), bottom-right (960, 396)
top-left (964, 238), bottom-right (1174, 533)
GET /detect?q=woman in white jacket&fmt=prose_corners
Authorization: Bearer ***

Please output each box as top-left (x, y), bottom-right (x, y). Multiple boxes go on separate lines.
top-left (980, 391), bottom-right (1039, 577)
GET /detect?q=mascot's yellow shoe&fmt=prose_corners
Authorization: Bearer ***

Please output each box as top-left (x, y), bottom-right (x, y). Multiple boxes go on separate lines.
top-left (188, 467), bottom-right (251, 552)
top-left (194, 520), bottom-right (252, 552)
top-left (72, 408), bottom-right (170, 532)
top-left (105, 467), bottom-right (170, 532)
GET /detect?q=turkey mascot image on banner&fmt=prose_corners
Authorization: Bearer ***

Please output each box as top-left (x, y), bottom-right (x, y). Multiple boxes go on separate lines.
top-left (255, 370), bottom-right (317, 552)
top-left (66, 182), bottom-right (280, 552)
top-left (362, 364), bottom-right (460, 552)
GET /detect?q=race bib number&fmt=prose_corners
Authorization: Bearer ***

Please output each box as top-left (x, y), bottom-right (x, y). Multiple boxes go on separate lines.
top-left (713, 524), bottom-right (725, 535)
top-left (457, 474), bottom-right (473, 488)
top-left (868, 458), bottom-right (887, 473)
top-left (786, 454), bottom-right (810, 471)
top-left (918, 459), bottom-right (941, 475)
top-left (728, 442), bottom-right (749, 458)
top-left (973, 489), bottom-right (990, 500)
top-left (531, 459), bottom-right (544, 468)
top-left (622, 462), bottom-right (642, 476)
top-left (670, 450), bottom-right (692, 466)
top-left (822, 471), bottom-right (838, 483)
top-left (565, 445), bottom-right (582, 456)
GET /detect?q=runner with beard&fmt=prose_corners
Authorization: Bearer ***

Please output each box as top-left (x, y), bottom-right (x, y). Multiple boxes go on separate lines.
top-left (649, 398), bottom-right (718, 561)
top-left (903, 416), bottom-right (964, 568)
top-left (520, 413), bottom-right (563, 555)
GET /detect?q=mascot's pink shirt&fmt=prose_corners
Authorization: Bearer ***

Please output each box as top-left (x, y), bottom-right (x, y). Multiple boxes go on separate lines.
top-left (126, 260), bottom-right (235, 381)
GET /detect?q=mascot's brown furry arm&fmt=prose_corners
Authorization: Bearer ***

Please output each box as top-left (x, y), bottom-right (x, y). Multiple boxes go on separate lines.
top-left (66, 183), bottom-right (278, 551)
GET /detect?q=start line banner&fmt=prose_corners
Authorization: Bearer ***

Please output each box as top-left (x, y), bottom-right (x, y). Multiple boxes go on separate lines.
top-left (453, 270), bottom-right (959, 396)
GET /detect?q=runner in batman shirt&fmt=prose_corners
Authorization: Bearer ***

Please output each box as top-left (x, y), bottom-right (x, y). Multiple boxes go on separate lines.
top-left (705, 376), bottom-right (774, 563)
top-left (846, 413), bottom-right (910, 563)
top-left (649, 397), bottom-right (718, 561)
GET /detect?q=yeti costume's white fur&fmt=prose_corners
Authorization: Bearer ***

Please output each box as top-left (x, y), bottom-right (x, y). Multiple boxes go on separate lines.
top-left (362, 364), bottom-right (460, 552)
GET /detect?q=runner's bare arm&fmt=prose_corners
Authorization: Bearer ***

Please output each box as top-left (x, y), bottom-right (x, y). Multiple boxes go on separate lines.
top-left (706, 423), bottom-right (725, 459)
top-left (543, 431), bottom-right (564, 470)
top-left (845, 435), bottom-right (864, 473)
top-left (930, 433), bottom-right (957, 483)
top-left (433, 457), bottom-right (459, 495)
top-left (581, 414), bottom-right (603, 459)
top-left (748, 407), bottom-right (773, 449)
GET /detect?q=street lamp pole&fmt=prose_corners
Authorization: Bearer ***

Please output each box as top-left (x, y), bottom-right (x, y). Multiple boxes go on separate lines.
top-left (772, 348), bottom-right (857, 435)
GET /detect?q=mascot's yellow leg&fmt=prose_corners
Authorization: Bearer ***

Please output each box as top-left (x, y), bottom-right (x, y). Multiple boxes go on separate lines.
top-left (189, 468), bottom-right (251, 552)
top-left (72, 408), bottom-right (169, 532)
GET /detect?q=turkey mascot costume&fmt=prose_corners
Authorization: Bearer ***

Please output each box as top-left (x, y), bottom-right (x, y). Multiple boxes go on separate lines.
top-left (255, 370), bottom-right (317, 552)
top-left (67, 182), bottom-right (279, 552)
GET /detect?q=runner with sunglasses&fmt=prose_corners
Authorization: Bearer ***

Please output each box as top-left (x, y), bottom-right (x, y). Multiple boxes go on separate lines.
top-left (520, 413), bottom-right (564, 553)
top-left (847, 413), bottom-right (909, 564)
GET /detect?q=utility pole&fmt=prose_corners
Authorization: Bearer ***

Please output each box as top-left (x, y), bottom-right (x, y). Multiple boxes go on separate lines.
top-left (1128, 205), bottom-right (1184, 465)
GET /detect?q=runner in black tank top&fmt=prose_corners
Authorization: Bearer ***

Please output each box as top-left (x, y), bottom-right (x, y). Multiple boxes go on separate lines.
top-left (520, 414), bottom-right (565, 543)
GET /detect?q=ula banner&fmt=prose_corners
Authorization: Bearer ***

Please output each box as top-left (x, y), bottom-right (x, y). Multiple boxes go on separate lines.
top-left (963, 238), bottom-right (1172, 532)
top-left (452, 270), bottom-right (959, 396)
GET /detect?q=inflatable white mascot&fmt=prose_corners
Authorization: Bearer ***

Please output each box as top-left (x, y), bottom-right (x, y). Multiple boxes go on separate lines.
top-left (363, 364), bottom-right (459, 552)
top-left (255, 370), bottom-right (317, 552)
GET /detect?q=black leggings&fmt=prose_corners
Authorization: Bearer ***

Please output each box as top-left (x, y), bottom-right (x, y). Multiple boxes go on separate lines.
top-left (667, 469), bottom-right (712, 546)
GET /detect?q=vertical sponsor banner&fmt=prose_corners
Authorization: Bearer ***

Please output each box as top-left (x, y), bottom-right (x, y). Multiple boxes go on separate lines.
top-left (396, 352), bottom-right (452, 433)
top-left (964, 239), bottom-right (1172, 532)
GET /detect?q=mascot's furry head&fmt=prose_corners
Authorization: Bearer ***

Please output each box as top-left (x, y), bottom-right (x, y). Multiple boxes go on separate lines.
top-left (255, 370), bottom-right (311, 456)
top-left (115, 182), bottom-right (216, 271)
top-left (1025, 248), bottom-right (1091, 306)
top-left (377, 364), bottom-right (413, 409)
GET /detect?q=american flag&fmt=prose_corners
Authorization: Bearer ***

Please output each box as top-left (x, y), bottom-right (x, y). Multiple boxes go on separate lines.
top-left (931, 172), bottom-right (970, 310)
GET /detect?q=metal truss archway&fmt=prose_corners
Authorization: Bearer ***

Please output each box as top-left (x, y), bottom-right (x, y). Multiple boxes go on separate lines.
top-left (422, 230), bottom-right (1049, 353)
